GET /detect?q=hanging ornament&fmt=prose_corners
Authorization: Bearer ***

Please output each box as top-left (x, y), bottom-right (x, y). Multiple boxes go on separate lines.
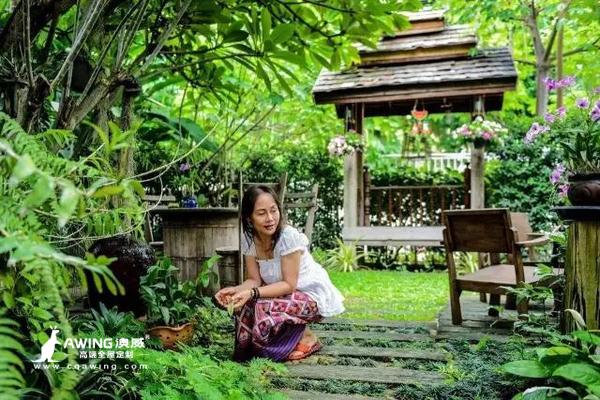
top-left (410, 100), bottom-right (431, 135)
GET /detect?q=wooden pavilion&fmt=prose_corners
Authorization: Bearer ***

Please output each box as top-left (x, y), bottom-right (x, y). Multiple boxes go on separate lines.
top-left (312, 10), bottom-right (517, 241)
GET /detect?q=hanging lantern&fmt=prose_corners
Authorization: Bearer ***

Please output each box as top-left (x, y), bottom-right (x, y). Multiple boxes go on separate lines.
top-left (410, 100), bottom-right (431, 135)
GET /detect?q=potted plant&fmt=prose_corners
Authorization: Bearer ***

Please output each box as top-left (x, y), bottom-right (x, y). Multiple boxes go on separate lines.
top-left (140, 256), bottom-right (219, 349)
top-left (327, 129), bottom-right (364, 157)
top-left (525, 76), bottom-right (600, 205)
top-left (453, 115), bottom-right (508, 148)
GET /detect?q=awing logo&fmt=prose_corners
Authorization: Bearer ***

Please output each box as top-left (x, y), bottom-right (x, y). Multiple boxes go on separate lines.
top-left (31, 328), bottom-right (148, 371)
top-left (33, 328), bottom-right (60, 363)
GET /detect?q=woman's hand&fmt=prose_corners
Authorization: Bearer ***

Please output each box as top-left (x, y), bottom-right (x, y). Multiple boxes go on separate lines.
top-left (214, 286), bottom-right (239, 307)
top-left (230, 289), bottom-right (253, 311)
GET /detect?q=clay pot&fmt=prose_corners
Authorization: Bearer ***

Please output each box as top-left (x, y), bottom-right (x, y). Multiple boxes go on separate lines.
top-left (568, 174), bottom-right (600, 206)
top-left (147, 322), bottom-right (194, 349)
top-left (87, 235), bottom-right (155, 317)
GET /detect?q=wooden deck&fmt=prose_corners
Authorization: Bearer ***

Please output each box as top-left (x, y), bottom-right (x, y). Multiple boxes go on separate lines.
top-left (277, 295), bottom-right (551, 399)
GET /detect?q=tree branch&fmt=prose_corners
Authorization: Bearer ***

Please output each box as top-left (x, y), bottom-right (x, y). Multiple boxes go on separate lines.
top-left (543, 0), bottom-right (572, 63)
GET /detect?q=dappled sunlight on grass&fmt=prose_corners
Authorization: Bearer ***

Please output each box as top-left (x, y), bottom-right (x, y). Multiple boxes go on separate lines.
top-left (329, 270), bottom-right (449, 321)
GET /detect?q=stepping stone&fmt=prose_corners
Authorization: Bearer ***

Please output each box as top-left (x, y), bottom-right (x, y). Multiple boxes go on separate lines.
top-left (285, 364), bottom-right (444, 386)
top-left (433, 330), bottom-right (511, 343)
top-left (320, 318), bottom-right (435, 330)
top-left (320, 345), bottom-right (446, 361)
top-left (313, 330), bottom-right (432, 342)
top-left (282, 390), bottom-right (384, 400)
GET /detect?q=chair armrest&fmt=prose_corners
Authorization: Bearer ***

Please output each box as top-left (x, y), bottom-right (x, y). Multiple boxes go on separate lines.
top-left (515, 235), bottom-right (550, 248)
top-left (526, 232), bottom-right (546, 240)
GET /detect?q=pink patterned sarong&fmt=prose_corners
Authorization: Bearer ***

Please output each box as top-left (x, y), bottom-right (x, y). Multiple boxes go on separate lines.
top-left (233, 291), bottom-right (322, 362)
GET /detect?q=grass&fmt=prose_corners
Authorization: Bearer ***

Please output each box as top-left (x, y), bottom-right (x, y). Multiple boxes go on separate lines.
top-left (328, 270), bottom-right (449, 321)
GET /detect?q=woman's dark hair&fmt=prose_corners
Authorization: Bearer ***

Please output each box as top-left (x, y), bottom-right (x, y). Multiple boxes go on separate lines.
top-left (241, 185), bottom-right (285, 248)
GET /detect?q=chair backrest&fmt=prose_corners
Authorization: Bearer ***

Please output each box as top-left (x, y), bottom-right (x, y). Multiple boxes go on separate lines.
top-left (240, 172), bottom-right (288, 204)
top-left (143, 193), bottom-right (177, 243)
top-left (510, 212), bottom-right (533, 242)
top-left (442, 208), bottom-right (516, 254)
top-left (284, 184), bottom-right (319, 245)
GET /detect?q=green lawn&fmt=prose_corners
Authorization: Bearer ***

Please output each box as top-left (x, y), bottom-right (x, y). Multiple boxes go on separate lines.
top-left (328, 270), bottom-right (449, 321)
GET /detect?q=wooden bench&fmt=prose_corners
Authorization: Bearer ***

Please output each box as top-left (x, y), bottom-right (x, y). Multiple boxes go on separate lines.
top-left (342, 226), bottom-right (444, 248)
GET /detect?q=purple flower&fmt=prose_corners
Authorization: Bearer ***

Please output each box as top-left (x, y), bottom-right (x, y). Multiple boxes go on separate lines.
top-left (550, 163), bottom-right (565, 184)
top-left (576, 98), bottom-right (590, 109)
top-left (179, 162), bottom-right (191, 172)
top-left (595, 86), bottom-right (600, 94)
top-left (524, 122), bottom-right (549, 144)
top-left (557, 106), bottom-right (567, 118)
top-left (544, 113), bottom-right (556, 124)
top-left (544, 77), bottom-right (558, 91)
top-left (557, 76), bottom-right (576, 88)
top-left (591, 104), bottom-right (600, 122)
top-left (558, 183), bottom-right (569, 198)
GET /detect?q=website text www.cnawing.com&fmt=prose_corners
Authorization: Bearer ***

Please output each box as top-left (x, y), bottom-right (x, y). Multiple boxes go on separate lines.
top-left (33, 363), bottom-right (148, 371)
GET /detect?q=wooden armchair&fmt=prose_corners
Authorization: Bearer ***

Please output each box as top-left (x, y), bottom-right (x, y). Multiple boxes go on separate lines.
top-left (239, 172), bottom-right (288, 204)
top-left (283, 184), bottom-right (319, 246)
top-left (442, 208), bottom-right (553, 325)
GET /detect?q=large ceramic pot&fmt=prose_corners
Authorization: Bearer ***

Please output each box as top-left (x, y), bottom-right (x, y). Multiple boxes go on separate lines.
top-left (147, 322), bottom-right (194, 349)
top-left (87, 235), bottom-right (155, 317)
top-left (568, 174), bottom-right (600, 206)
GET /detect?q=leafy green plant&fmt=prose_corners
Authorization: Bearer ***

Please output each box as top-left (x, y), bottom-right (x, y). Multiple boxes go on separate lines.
top-left (127, 346), bottom-right (286, 399)
top-left (503, 264), bottom-right (564, 336)
top-left (322, 239), bottom-right (364, 272)
top-left (140, 256), bottom-right (219, 326)
top-left (75, 303), bottom-right (144, 338)
top-left (504, 310), bottom-right (600, 399)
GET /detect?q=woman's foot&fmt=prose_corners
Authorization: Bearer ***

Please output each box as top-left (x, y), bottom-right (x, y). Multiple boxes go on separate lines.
top-left (287, 328), bottom-right (320, 361)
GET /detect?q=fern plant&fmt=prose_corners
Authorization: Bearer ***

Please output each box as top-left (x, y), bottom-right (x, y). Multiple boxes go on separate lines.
top-left (0, 311), bottom-right (25, 400)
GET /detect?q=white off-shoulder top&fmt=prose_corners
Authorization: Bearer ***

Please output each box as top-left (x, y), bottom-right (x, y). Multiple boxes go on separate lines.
top-left (241, 225), bottom-right (345, 317)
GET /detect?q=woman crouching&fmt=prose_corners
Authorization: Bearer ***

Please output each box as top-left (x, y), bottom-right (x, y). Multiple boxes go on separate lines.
top-left (215, 185), bottom-right (345, 362)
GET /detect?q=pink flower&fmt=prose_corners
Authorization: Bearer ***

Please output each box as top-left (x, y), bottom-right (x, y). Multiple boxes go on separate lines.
top-left (524, 122), bottom-right (549, 144)
top-left (544, 77), bottom-right (558, 91)
top-left (544, 113), bottom-right (556, 124)
top-left (179, 163), bottom-right (191, 172)
top-left (458, 125), bottom-right (471, 136)
top-left (557, 76), bottom-right (576, 88)
top-left (557, 106), bottom-right (566, 118)
top-left (481, 131), bottom-right (493, 141)
top-left (558, 183), bottom-right (569, 198)
top-left (550, 163), bottom-right (565, 184)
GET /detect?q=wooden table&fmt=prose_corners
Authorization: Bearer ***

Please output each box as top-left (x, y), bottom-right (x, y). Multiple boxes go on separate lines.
top-left (152, 208), bottom-right (239, 284)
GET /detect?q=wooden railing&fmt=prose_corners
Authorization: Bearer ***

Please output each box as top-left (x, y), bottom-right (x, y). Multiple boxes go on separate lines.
top-left (363, 168), bottom-right (471, 227)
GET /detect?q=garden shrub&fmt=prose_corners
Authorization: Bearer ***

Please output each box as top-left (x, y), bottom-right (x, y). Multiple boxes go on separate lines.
top-left (487, 112), bottom-right (562, 231)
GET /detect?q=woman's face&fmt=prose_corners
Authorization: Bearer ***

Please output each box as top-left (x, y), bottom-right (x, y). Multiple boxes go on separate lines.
top-left (251, 193), bottom-right (280, 238)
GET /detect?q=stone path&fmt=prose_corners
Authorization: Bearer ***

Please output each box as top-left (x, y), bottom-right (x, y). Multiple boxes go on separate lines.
top-left (276, 296), bottom-right (529, 399)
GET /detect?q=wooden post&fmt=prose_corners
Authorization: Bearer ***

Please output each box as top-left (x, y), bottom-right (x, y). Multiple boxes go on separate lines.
top-left (356, 103), bottom-right (365, 227)
top-left (343, 153), bottom-right (358, 228)
top-left (470, 144), bottom-right (485, 209)
top-left (563, 220), bottom-right (600, 332)
top-left (343, 104), bottom-right (364, 228)
top-left (363, 167), bottom-right (371, 226)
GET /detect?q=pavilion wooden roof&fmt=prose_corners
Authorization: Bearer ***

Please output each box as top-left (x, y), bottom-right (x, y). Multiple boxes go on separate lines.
top-left (312, 10), bottom-right (517, 117)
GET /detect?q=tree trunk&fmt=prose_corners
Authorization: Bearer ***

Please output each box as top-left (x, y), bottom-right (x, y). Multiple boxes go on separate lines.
top-left (563, 221), bottom-right (600, 333)
top-left (535, 64), bottom-right (550, 116)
